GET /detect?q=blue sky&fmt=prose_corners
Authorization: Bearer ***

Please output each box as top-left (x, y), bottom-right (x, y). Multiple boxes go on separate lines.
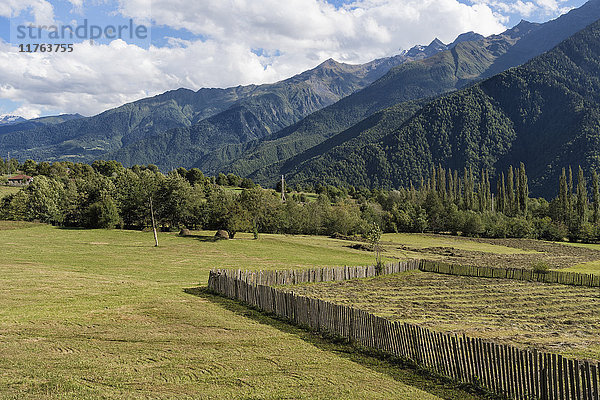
top-left (0, 0), bottom-right (591, 118)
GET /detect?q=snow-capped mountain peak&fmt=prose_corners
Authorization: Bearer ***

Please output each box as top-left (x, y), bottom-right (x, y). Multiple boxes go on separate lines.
top-left (0, 115), bottom-right (26, 125)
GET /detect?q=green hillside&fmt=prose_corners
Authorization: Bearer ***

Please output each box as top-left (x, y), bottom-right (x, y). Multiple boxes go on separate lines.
top-left (285, 17), bottom-right (600, 198)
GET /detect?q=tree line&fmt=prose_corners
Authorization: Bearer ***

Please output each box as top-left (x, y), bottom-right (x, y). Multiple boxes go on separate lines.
top-left (2, 158), bottom-right (600, 242)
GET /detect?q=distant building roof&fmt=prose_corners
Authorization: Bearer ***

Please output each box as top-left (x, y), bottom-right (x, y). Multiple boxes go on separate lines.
top-left (8, 174), bottom-right (33, 181)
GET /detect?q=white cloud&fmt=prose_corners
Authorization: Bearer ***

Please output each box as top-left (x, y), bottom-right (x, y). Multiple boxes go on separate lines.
top-left (13, 104), bottom-right (42, 119)
top-left (0, 0), bottom-right (55, 25)
top-left (470, 0), bottom-right (575, 18)
top-left (0, 0), bottom-right (513, 117)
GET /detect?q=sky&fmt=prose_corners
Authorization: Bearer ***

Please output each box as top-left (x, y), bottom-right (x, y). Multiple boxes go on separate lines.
top-left (0, 0), bottom-right (588, 119)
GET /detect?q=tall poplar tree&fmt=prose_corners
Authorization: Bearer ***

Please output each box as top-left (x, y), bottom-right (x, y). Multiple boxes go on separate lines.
top-left (568, 166), bottom-right (574, 219)
top-left (593, 170), bottom-right (599, 224)
top-left (506, 166), bottom-right (514, 216)
top-left (576, 166), bottom-right (587, 227)
top-left (519, 163), bottom-right (528, 216)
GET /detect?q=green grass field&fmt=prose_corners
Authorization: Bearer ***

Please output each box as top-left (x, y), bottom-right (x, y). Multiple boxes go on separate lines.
top-left (0, 185), bottom-right (21, 199)
top-left (552, 242), bottom-right (600, 274)
top-left (562, 260), bottom-right (600, 274)
top-left (0, 223), bottom-right (488, 399)
top-left (289, 270), bottom-right (600, 362)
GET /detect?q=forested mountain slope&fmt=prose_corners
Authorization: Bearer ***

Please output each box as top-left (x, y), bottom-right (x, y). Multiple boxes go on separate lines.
top-left (285, 17), bottom-right (600, 198)
top-left (199, 0), bottom-right (600, 182)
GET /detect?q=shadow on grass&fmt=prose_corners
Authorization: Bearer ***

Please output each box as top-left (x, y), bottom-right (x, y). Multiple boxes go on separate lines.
top-left (184, 286), bottom-right (501, 400)
top-left (179, 233), bottom-right (258, 242)
top-left (179, 233), bottom-right (220, 242)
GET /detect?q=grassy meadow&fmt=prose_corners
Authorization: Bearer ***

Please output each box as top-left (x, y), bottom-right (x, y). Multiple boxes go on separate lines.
top-left (0, 223), bottom-right (489, 399)
top-left (0, 185), bottom-right (21, 199)
top-left (289, 270), bottom-right (600, 361)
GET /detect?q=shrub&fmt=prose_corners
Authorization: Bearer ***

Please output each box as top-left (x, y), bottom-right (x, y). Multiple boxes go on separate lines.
top-left (535, 217), bottom-right (568, 241)
top-left (462, 212), bottom-right (484, 237)
top-left (532, 261), bottom-right (550, 274)
top-left (577, 222), bottom-right (598, 243)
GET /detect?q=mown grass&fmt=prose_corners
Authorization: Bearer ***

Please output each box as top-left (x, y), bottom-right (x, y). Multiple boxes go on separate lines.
top-left (289, 270), bottom-right (600, 362)
top-left (0, 185), bottom-right (21, 199)
top-left (562, 260), bottom-right (600, 274)
top-left (0, 223), bottom-right (487, 399)
top-left (381, 233), bottom-right (535, 255)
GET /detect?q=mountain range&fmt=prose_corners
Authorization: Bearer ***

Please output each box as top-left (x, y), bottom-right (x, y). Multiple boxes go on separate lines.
top-left (0, 114), bottom-right (82, 137)
top-left (111, 0), bottom-right (600, 185)
top-left (217, 1), bottom-right (600, 186)
top-left (0, 41), bottom-right (453, 167)
top-left (2, 0), bottom-right (600, 197)
top-left (283, 17), bottom-right (600, 197)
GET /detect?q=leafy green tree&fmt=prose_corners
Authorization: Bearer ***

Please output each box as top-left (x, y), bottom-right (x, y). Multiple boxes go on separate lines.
top-left (365, 223), bottom-right (383, 272)
top-left (239, 186), bottom-right (278, 235)
top-left (26, 175), bottom-right (65, 224)
top-left (155, 173), bottom-right (195, 229)
top-left (559, 168), bottom-right (569, 223)
top-left (22, 159), bottom-right (37, 176)
top-left (0, 190), bottom-right (30, 220)
top-left (227, 173), bottom-right (242, 187)
top-left (240, 177), bottom-right (254, 189)
top-left (462, 211), bottom-right (484, 237)
top-left (208, 188), bottom-right (250, 238)
top-left (216, 173), bottom-right (228, 186)
top-left (92, 160), bottom-right (125, 177)
top-left (325, 200), bottom-right (363, 236)
top-left (496, 173), bottom-right (506, 214)
top-left (185, 168), bottom-right (205, 186)
top-left (568, 166), bottom-right (574, 220)
top-left (506, 166), bottom-right (515, 216)
top-left (86, 196), bottom-right (121, 228)
top-left (518, 163), bottom-right (528, 216)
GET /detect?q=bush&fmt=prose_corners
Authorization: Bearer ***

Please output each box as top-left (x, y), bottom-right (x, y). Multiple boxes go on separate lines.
top-left (482, 213), bottom-right (508, 238)
top-left (535, 217), bottom-right (568, 241)
top-left (576, 222), bottom-right (598, 243)
top-left (462, 212), bottom-right (484, 237)
top-left (532, 261), bottom-right (550, 274)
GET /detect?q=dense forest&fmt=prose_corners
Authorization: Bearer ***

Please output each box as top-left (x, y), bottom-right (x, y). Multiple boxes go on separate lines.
top-left (2, 157), bottom-right (600, 243)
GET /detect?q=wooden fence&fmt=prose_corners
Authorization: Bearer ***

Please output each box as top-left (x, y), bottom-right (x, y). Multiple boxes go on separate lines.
top-left (421, 261), bottom-right (600, 288)
top-left (207, 260), bottom-right (600, 400)
top-left (208, 259), bottom-right (420, 291)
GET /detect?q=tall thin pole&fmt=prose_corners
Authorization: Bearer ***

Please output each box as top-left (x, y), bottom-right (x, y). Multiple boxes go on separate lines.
top-left (281, 175), bottom-right (286, 202)
top-left (149, 196), bottom-right (159, 247)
